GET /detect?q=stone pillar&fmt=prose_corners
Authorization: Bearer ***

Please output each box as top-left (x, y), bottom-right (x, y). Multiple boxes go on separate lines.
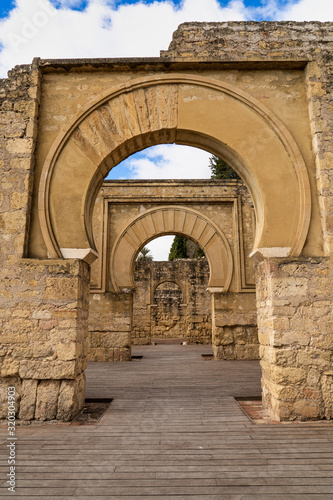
top-left (0, 61), bottom-right (89, 421)
top-left (211, 292), bottom-right (258, 360)
top-left (305, 61), bottom-right (333, 256)
top-left (256, 257), bottom-right (333, 421)
top-left (88, 292), bottom-right (132, 361)
top-left (0, 259), bottom-right (89, 421)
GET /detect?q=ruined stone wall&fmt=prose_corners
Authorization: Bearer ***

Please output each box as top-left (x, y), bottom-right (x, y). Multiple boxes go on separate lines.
top-left (0, 62), bottom-right (39, 260)
top-left (256, 257), bottom-right (333, 421)
top-left (152, 282), bottom-right (185, 339)
top-left (89, 258), bottom-right (259, 359)
top-left (132, 259), bottom-right (212, 345)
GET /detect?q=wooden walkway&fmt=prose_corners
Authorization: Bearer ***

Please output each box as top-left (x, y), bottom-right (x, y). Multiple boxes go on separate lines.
top-left (1, 344), bottom-right (333, 499)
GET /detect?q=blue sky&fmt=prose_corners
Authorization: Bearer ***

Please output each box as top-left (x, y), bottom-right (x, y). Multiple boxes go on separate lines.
top-left (1, 0), bottom-right (331, 258)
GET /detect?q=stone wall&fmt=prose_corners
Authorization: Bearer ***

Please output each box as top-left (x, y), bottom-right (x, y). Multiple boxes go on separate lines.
top-left (152, 282), bottom-right (185, 339)
top-left (88, 258), bottom-right (259, 360)
top-left (212, 292), bottom-right (259, 360)
top-left (132, 259), bottom-right (212, 345)
top-left (257, 257), bottom-right (333, 421)
top-left (88, 292), bottom-right (132, 361)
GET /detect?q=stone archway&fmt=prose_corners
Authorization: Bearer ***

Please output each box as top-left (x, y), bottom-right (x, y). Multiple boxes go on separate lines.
top-left (35, 73), bottom-right (315, 422)
top-left (110, 205), bottom-right (233, 292)
top-left (37, 74), bottom-right (311, 265)
top-left (88, 179), bottom-right (258, 359)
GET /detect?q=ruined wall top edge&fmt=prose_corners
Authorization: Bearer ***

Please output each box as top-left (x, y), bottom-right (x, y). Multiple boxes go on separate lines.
top-left (162, 21), bottom-right (333, 60)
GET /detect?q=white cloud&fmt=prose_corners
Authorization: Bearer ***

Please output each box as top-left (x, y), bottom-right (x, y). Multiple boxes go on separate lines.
top-left (0, 0), bottom-right (247, 77)
top-left (145, 235), bottom-right (174, 261)
top-left (1, 0), bottom-right (332, 77)
top-left (125, 144), bottom-right (212, 179)
top-left (280, 0), bottom-right (333, 21)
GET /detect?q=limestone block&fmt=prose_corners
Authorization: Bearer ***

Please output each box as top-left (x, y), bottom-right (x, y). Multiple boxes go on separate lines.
top-left (56, 342), bottom-right (78, 361)
top-left (234, 344), bottom-right (260, 360)
top-left (10, 192), bottom-right (28, 210)
top-left (13, 345), bottom-right (54, 359)
top-left (56, 372), bottom-right (85, 421)
top-left (262, 377), bottom-right (300, 401)
top-left (87, 348), bottom-right (105, 362)
top-left (293, 400), bottom-right (322, 420)
top-left (213, 326), bottom-right (233, 346)
top-left (1, 358), bottom-right (20, 377)
top-left (233, 327), bottom-right (249, 345)
top-left (96, 331), bottom-right (130, 348)
top-left (297, 349), bottom-right (331, 368)
top-left (18, 379), bottom-right (38, 420)
top-left (270, 365), bottom-right (307, 386)
top-left (259, 346), bottom-right (296, 366)
top-left (35, 380), bottom-right (61, 421)
top-left (0, 210), bottom-right (26, 234)
top-left (272, 330), bottom-right (310, 347)
top-left (43, 278), bottom-right (79, 300)
top-left (6, 138), bottom-right (34, 155)
top-left (19, 360), bottom-right (77, 379)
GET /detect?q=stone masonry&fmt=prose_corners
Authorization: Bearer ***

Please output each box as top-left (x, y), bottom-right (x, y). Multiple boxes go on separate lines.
top-left (132, 259), bottom-right (212, 345)
top-left (257, 257), bottom-right (333, 421)
top-left (0, 259), bottom-right (88, 421)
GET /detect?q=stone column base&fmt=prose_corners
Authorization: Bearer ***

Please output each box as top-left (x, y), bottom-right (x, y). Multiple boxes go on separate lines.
top-left (0, 259), bottom-right (90, 422)
top-left (0, 373), bottom-right (86, 422)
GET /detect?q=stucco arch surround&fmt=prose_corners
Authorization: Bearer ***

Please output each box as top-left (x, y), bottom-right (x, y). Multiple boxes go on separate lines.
top-left (110, 206), bottom-right (233, 292)
top-left (38, 74), bottom-right (311, 263)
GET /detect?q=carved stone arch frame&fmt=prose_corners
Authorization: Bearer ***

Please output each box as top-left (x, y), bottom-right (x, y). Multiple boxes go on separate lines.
top-left (38, 74), bottom-right (311, 264)
top-left (110, 206), bottom-right (234, 293)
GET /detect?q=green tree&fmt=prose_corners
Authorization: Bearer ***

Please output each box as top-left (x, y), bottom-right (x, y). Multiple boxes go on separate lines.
top-left (194, 245), bottom-right (205, 258)
top-left (168, 235), bottom-right (188, 261)
top-left (209, 155), bottom-right (240, 179)
top-left (137, 246), bottom-right (153, 261)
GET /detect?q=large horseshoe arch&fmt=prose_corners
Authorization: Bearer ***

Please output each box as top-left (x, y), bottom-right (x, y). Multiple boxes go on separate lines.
top-left (38, 74), bottom-right (311, 264)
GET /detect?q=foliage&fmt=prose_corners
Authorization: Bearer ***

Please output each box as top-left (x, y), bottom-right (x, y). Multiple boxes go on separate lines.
top-left (194, 246), bottom-right (205, 258)
top-left (209, 155), bottom-right (240, 179)
top-left (137, 246), bottom-right (153, 261)
top-left (168, 235), bottom-right (188, 260)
